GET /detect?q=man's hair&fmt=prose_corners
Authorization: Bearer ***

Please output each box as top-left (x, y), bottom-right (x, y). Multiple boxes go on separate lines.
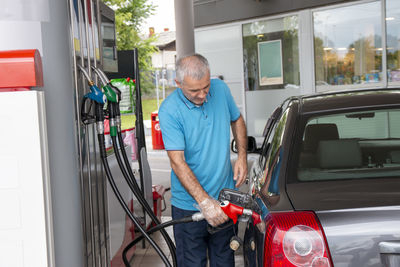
top-left (175, 53), bottom-right (210, 85)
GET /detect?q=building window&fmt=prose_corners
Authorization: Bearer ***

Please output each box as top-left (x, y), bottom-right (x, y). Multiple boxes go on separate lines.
top-left (242, 16), bottom-right (300, 91)
top-left (313, 1), bottom-right (383, 91)
top-left (386, 0), bottom-right (400, 84)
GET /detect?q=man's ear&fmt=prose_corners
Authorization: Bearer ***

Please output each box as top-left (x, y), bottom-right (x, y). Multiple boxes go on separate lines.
top-left (175, 79), bottom-right (181, 88)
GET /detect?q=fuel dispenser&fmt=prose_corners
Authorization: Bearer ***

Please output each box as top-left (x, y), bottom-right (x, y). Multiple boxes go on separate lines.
top-left (0, 49), bottom-right (54, 266)
top-left (65, 1), bottom-right (262, 265)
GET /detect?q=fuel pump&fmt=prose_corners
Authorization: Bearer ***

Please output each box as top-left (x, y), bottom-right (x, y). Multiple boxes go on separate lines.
top-left (78, 65), bottom-right (173, 267)
top-left (91, 66), bottom-right (177, 266)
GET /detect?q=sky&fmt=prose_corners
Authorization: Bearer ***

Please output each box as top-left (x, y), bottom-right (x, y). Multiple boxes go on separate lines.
top-left (140, 0), bottom-right (176, 34)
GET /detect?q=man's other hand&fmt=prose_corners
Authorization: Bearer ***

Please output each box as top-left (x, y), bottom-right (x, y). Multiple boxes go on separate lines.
top-left (233, 156), bottom-right (247, 187)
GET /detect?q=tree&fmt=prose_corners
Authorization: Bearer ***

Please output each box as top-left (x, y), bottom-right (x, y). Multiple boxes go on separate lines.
top-left (102, 0), bottom-right (158, 93)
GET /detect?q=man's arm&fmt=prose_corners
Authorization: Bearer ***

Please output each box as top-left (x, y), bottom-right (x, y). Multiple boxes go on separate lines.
top-left (231, 115), bottom-right (248, 187)
top-left (167, 150), bottom-right (228, 226)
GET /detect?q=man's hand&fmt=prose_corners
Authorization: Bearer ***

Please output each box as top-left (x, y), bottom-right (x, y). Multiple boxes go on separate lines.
top-left (198, 197), bottom-right (229, 227)
top-left (231, 115), bottom-right (248, 187)
top-left (233, 156), bottom-right (247, 187)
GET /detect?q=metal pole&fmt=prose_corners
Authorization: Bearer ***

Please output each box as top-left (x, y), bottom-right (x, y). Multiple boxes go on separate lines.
top-left (89, 0), bottom-right (106, 266)
top-left (162, 69), bottom-right (166, 100)
top-left (174, 0), bottom-right (195, 58)
top-left (82, 0), bottom-right (97, 265)
top-left (156, 70), bottom-right (160, 109)
top-left (77, 1), bottom-right (91, 266)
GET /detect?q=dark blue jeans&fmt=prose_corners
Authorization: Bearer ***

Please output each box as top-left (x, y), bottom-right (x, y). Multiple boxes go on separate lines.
top-left (172, 205), bottom-right (236, 267)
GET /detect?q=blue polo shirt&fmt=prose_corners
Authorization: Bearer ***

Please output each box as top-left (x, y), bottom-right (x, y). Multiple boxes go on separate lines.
top-left (159, 78), bottom-right (241, 210)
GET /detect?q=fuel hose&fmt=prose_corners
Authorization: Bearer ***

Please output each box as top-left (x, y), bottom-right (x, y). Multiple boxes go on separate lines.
top-left (122, 216), bottom-right (192, 265)
top-left (109, 102), bottom-right (177, 266)
top-left (122, 213), bottom-right (205, 266)
top-left (98, 134), bottom-right (171, 267)
top-left (91, 66), bottom-right (177, 266)
top-left (94, 102), bottom-right (171, 267)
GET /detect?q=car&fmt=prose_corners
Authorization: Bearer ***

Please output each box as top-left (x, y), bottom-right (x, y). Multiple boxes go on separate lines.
top-left (242, 89), bottom-right (400, 267)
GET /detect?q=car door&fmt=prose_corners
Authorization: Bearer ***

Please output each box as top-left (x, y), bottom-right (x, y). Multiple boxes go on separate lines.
top-left (244, 100), bottom-right (298, 266)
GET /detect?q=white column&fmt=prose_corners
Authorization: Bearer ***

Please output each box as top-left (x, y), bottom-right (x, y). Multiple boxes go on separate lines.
top-left (174, 0), bottom-right (195, 58)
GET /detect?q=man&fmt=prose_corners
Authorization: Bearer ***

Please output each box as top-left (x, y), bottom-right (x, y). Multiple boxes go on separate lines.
top-left (159, 53), bottom-right (247, 267)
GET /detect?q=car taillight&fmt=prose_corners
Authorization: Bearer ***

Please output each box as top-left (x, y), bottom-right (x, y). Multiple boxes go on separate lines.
top-left (264, 211), bottom-right (333, 267)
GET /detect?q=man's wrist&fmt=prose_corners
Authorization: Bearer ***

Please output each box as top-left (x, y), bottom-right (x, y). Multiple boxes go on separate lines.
top-left (195, 192), bottom-right (210, 204)
top-left (237, 152), bottom-right (247, 160)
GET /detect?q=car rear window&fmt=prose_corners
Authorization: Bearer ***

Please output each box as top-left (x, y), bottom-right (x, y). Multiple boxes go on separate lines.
top-left (297, 108), bottom-right (400, 181)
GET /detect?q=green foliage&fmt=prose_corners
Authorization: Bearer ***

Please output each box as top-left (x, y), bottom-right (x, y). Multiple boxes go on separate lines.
top-left (102, 0), bottom-right (159, 93)
top-left (120, 98), bottom-right (163, 130)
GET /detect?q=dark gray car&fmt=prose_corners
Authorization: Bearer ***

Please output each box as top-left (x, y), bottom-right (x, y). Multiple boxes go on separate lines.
top-left (243, 89), bottom-right (400, 267)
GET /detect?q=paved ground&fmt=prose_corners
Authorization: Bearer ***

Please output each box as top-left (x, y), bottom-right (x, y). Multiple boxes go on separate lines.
top-left (129, 136), bottom-right (246, 266)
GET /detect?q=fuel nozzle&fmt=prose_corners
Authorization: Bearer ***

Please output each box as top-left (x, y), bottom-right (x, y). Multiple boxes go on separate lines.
top-left (78, 64), bottom-right (106, 134)
top-left (91, 66), bottom-right (120, 136)
top-left (192, 200), bottom-right (262, 226)
top-left (78, 64), bottom-right (107, 105)
top-left (91, 66), bottom-right (120, 103)
top-left (220, 200), bottom-right (261, 226)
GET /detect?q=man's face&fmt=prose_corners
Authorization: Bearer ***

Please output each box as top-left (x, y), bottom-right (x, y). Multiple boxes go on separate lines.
top-left (176, 73), bottom-right (210, 105)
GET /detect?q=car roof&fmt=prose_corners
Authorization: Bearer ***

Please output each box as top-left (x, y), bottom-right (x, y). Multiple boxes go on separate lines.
top-left (289, 89), bottom-right (400, 114)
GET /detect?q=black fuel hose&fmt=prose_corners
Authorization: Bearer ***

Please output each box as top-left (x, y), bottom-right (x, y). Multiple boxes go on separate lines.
top-left (94, 102), bottom-right (171, 267)
top-left (111, 134), bottom-right (177, 265)
top-left (98, 133), bottom-right (171, 267)
top-left (122, 215), bottom-right (195, 266)
top-left (111, 102), bottom-right (177, 265)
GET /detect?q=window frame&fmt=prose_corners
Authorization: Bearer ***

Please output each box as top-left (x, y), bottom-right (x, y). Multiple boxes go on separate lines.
top-left (242, 15), bottom-right (301, 91)
top-left (258, 103), bottom-right (291, 199)
top-left (311, 0), bottom-right (388, 92)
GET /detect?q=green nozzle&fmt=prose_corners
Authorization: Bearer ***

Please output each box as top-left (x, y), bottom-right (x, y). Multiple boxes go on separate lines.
top-left (110, 126), bottom-right (117, 137)
top-left (103, 85), bottom-right (118, 103)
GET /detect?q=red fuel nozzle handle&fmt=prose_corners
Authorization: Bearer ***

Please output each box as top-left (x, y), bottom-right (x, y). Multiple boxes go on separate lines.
top-left (220, 201), bottom-right (262, 225)
top-left (220, 201), bottom-right (244, 224)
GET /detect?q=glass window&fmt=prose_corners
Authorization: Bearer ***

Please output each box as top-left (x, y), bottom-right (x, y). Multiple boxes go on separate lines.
top-left (386, 0), bottom-right (400, 83)
top-left (297, 108), bottom-right (400, 182)
top-left (242, 16), bottom-right (300, 91)
top-left (313, 2), bottom-right (383, 90)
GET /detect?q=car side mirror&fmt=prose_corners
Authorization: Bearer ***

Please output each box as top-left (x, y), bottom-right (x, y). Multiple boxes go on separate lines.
top-left (231, 136), bottom-right (260, 154)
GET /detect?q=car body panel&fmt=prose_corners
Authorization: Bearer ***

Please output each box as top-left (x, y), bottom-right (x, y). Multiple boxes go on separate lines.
top-left (316, 206), bottom-right (400, 267)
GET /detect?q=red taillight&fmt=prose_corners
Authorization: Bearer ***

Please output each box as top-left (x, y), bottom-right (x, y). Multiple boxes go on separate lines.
top-left (264, 211), bottom-right (333, 267)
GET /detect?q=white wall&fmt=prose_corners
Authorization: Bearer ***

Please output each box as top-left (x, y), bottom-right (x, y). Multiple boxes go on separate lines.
top-left (195, 24), bottom-right (246, 116)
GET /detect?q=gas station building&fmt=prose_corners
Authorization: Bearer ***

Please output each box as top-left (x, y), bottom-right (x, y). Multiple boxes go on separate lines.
top-left (191, 0), bottom-right (400, 136)
top-left (1, 0), bottom-right (400, 266)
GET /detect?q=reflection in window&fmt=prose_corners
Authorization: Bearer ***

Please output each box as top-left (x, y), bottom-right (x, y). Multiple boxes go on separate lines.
top-left (242, 16), bottom-right (299, 91)
top-left (313, 2), bottom-right (382, 89)
top-left (260, 109), bottom-right (288, 202)
top-left (386, 0), bottom-right (400, 83)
